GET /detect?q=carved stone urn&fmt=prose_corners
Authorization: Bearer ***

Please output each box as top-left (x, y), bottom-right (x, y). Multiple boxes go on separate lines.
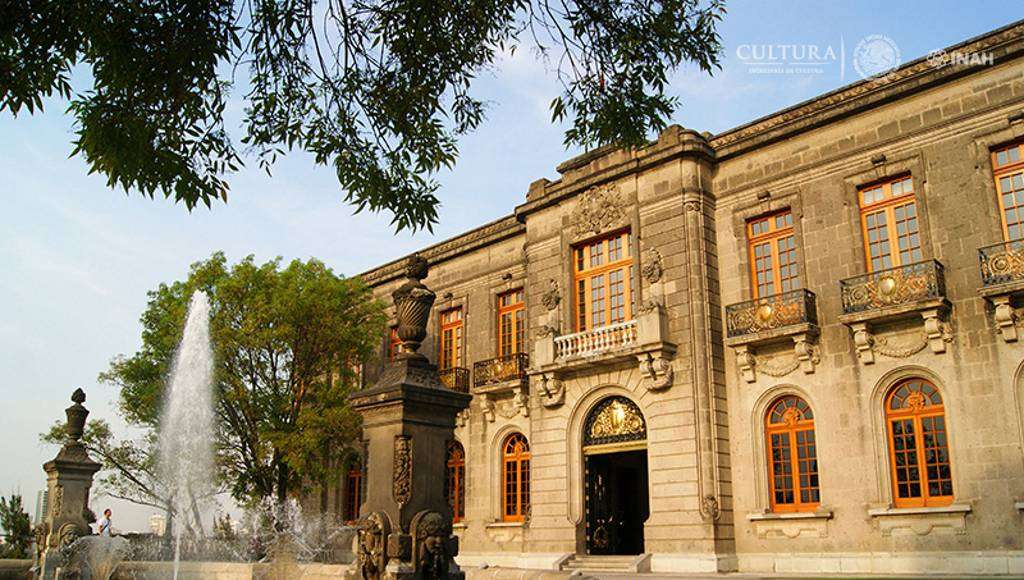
top-left (349, 256), bottom-right (470, 580)
top-left (392, 255), bottom-right (435, 359)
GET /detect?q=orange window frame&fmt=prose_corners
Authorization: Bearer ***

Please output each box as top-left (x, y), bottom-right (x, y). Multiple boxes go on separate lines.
top-left (992, 142), bottom-right (1024, 241)
top-left (439, 307), bottom-right (463, 370)
top-left (497, 289), bottom-right (525, 357)
top-left (858, 175), bottom-right (922, 272)
top-left (501, 433), bottom-right (530, 522)
top-left (746, 210), bottom-right (799, 298)
top-left (885, 379), bottom-right (953, 508)
top-left (572, 230), bottom-right (634, 332)
top-left (387, 327), bottom-right (401, 361)
top-left (446, 442), bottom-right (466, 523)
top-left (765, 396), bottom-right (820, 513)
top-left (344, 462), bottom-right (362, 522)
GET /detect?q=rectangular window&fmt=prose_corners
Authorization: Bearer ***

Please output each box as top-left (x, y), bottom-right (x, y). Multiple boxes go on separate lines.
top-left (439, 307), bottom-right (463, 370)
top-left (573, 230), bottom-right (633, 332)
top-left (747, 210), bottom-right (799, 297)
top-left (858, 175), bottom-right (922, 272)
top-left (497, 289), bottom-right (525, 357)
top-left (994, 142), bottom-right (1024, 241)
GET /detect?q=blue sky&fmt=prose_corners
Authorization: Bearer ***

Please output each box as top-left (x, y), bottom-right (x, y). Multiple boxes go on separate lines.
top-left (2, 2), bottom-right (1021, 531)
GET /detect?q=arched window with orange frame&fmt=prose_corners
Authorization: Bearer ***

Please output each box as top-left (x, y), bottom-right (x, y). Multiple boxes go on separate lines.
top-left (885, 378), bottom-right (953, 508)
top-left (501, 433), bottom-right (530, 522)
top-left (766, 395), bottom-right (820, 512)
top-left (446, 441), bottom-right (466, 523)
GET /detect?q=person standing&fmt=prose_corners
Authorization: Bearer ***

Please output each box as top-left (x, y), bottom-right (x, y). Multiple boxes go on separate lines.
top-left (97, 508), bottom-right (113, 536)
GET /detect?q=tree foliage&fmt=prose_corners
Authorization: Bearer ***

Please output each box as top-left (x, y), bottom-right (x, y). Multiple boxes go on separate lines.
top-left (100, 252), bottom-right (385, 505)
top-left (0, 494), bottom-right (32, 559)
top-left (0, 0), bottom-right (724, 231)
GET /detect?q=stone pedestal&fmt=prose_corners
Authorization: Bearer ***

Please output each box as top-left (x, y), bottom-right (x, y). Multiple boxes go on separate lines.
top-left (36, 389), bottom-right (102, 580)
top-left (348, 256), bottom-right (471, 580)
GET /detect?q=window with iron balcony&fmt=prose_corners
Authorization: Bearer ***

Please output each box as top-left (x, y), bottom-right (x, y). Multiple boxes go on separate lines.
top-left (438, 307), bottom-right (469, 393)
top-left (979, 141), bottom-right (1024, 342)
top-left (472, 289), bottom-right (529, 393)
top-left (724, 210), bottom-right (820, 383)
top-left (838, 176), bottom-right (951, 364)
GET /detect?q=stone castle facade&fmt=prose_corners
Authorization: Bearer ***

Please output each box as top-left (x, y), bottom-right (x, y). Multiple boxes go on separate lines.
top-left (341, 22), bottom-right (1024, 575)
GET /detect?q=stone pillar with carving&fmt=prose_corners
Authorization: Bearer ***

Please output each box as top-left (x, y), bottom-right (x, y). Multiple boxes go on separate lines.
top-left (36, 389), bottom-right (102, 579)
top-left (349, 256), bottom-right (471, 580)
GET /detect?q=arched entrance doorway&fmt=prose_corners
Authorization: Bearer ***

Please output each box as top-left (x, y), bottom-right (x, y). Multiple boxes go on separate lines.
top-left (582, 396), bottom-right (650, 555)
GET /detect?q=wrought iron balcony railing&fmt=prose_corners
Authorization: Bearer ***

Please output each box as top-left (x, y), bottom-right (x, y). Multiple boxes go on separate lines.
top-left (438, 367), bottom-right (470, 393)
top-left (979, 240), bottom-right (1024, 287)
top-left (554, 319), bottom-right (638, 360)
top-left (840, 260), bottom-right (946, 315)
top-left (725, 289), bottom-right (818, 339)
top-left (473, 352), bottom-right (529, 388)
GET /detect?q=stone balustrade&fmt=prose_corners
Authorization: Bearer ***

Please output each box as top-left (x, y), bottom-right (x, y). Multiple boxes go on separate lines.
top-left (554, 319), bottom-right (638, 359)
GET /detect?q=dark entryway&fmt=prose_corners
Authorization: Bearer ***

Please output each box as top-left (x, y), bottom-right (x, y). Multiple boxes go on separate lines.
top-left (584, 449), bottom-right (649, 555)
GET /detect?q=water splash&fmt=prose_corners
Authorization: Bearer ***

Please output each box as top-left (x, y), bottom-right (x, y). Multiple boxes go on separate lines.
top-left (159, 291), bottom-right (217, 580)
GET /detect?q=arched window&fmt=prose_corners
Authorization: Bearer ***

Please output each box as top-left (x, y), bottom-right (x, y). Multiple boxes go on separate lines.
top-left (766, 395), bottom-right (820, 512)
top-left (501, 433), bottom-right (530, 522)
top-left (885, 378), bottom-right (953, 507)
top-left (344, 459), bottom-right (362, 522)
top-left (446, 441), bottom-right (466, 523)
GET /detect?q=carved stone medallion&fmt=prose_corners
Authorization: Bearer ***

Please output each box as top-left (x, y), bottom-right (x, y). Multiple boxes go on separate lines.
top-left (569, 184), bottom-right (628, 240)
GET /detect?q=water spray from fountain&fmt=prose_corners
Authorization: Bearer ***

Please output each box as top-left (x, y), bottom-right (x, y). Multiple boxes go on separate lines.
top-left (159, 291), bottom-right (217, 580)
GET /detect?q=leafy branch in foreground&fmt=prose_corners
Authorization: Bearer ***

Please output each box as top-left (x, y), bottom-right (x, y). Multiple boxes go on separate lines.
top-left (1, 0), bottom-right (724, 231)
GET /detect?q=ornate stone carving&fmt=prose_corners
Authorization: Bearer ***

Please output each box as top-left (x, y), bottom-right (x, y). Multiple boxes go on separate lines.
top-left (583, 397), bottom-right (646, 446)
top-left (56, 522), bottom-right (80, 551)
top-left (641, 248), bottom-right (663, 284)
top-left (392, 435), bottom-right (412, 506)
top-left (513, 387), bottom-right (530, 417)
top-left (391, 255), bottom-right (436, 357)
top-left (991, 296), bottom-right (1020, 342)
top-left (355, 511), bottom-right (392, 580)
top-left (535, 373), bottom-right (564, 408)
top-left (701, 495), bottom-right (721, 522)
top-left (411, 510), bottom-right (452, 579)
top-left (569, 184), bottom-right (628, 240)
top-left (455, 408), bottom-right (470, 428)
top-left (850, 314), bottom-right (953, 365)
top-left (734, 334), bottom-right (818, 383)
top-left (480, 394), bottom-right (496, 423)
top-left (639, 353), bottom-right (673, 391)
top-left (540, 279), bottom-right (560, 311)
top-left (536, 324), bottom-right (557, 338)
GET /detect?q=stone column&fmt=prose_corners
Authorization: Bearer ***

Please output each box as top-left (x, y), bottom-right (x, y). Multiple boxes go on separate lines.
top-left (36, 389), bottom-right (102, 579)
top-left (349, 256), bottom-right (471, 580)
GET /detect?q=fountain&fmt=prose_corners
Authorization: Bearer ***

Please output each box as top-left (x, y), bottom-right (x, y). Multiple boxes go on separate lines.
top-left (158, 291), bottom-right (217, 580)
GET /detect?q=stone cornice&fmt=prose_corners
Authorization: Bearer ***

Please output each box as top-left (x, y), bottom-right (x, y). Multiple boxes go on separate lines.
top-left (710, 20), bottom-right (1024, 158)
top-left (358, 215), bottom-right (524, 286)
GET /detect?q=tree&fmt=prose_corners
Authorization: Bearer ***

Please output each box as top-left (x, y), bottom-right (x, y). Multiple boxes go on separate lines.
top-left (0, 494), bottom-right (32, 559)
top-left (100, 252), bottom-right (386, 505)
top-left (0, 0), bottom-right (724, 231)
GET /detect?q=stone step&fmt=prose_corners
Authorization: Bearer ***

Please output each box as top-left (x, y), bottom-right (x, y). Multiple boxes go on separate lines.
top-left (562, 555), bottom-right (639, 571)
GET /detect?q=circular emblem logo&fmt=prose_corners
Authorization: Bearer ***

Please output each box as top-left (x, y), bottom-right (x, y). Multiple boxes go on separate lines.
top-left (853, 35), bottom-right (901, 80)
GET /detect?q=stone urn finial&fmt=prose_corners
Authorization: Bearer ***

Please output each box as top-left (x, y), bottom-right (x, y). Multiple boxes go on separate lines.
top-left (392, 255), bottom-right (436, 359)
top-left (65, 388), bottom-right (89, 443)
